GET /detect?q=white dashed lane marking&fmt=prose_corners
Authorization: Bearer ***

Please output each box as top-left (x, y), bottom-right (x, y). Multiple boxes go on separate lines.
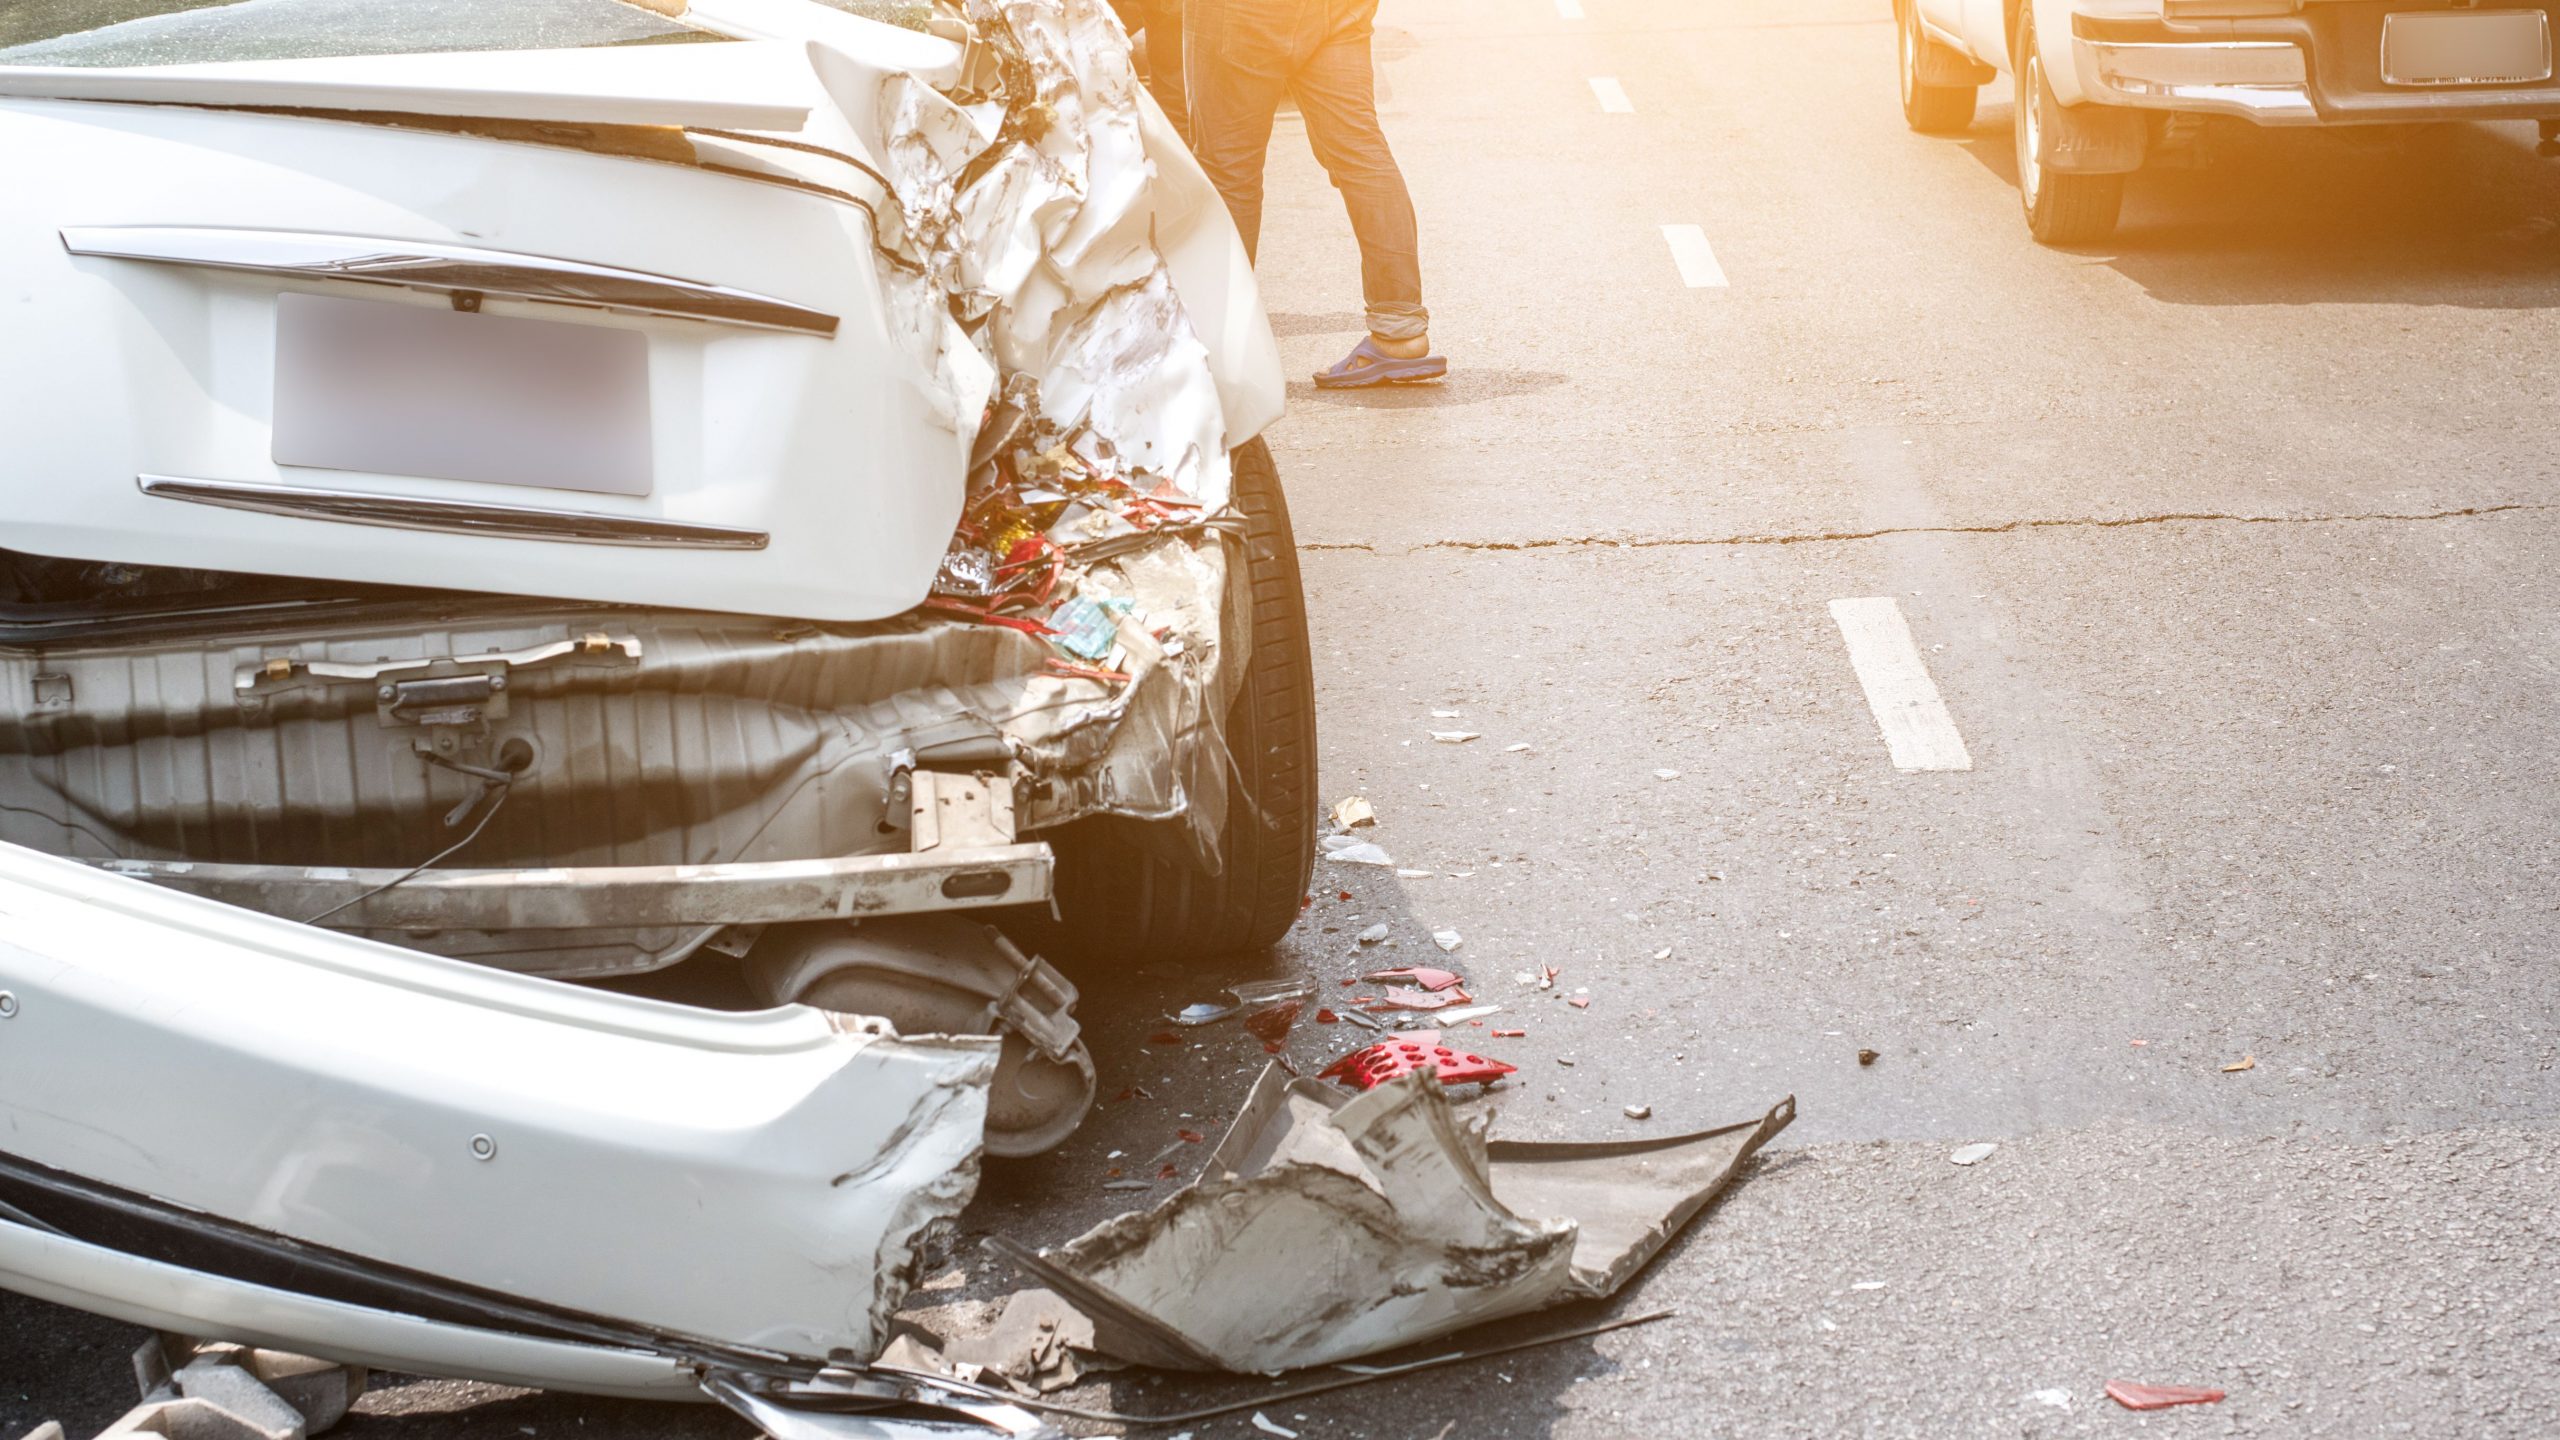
top-left (1589, 77), bottom-right (1633, 112)
top-left (1828, 597), bottom-right (1974, 772)
top-left (1660, 224), bottom-right (1728, 288)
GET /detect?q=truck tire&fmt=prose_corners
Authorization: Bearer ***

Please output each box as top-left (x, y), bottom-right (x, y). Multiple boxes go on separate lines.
top-left (1040, 436), bottom-right (1317, 964)
top-left (1898, 0), bottom-right (1978, 134)
top-left (2013, 2), bottom-right (2122, 244)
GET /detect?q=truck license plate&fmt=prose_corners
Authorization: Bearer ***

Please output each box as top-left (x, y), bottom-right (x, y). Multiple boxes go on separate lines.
top-left (2381, 9), bottom-right (2552, 87)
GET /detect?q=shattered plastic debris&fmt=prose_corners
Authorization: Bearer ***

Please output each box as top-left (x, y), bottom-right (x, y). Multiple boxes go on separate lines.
top-left (1360, 986), bottom-right (1476, 1012)
top-left (2222, 1054), bottom-right (2257, 1073)
top-left (1431, 929), bottom-right (1464, 953)
top-left (1623, 1105), bottom-right (1652, 1120)
top-left (1653, 769), bottom-right (1682, 781)
top-left (1251, 1414), bottom-right (1298, 1438)
top-left (1321, 1037), bottom-right (1515, 1089)
top-left (1493, 1028), bottom-right (1526, 1039)
top-left (1505, 743), bottom-right (1533, 753)
top-left (1949, 1142), bottom-right (1998, 1166)
top-left (2029, 1388), bottom-right (2073, 1412)
top-left (2105, 1380), bottom-right (2226, 1411)
top-left (1244, 1002), bottom-right (1303, 1051)
top-left (1430, 731), bottom-right (1481, 745)
top-left (1427, 1004), bottom-right (1502, 1026)
top-left (1363, 966), bottom-right (1463, 991)
top-left (995, 1066), bottom-right (1794, 1372)
top-left (1356, 923), bottom-right (1390, 946)
top-left (1324, 842), bottom-right (1396, 867)
top-left (1331, 796), bottom-right (1378, 830)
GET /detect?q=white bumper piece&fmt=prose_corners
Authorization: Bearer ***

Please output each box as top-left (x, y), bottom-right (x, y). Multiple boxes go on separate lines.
top-left (0, 840), bottom-right (999, 1384)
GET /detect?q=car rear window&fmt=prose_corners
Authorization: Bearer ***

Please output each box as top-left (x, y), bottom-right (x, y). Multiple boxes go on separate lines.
top-left (0, 0), bottom-right (724, 68)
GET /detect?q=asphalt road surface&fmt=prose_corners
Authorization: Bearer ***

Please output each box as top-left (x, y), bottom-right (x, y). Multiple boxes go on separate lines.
top-left (11, 0), bottom-right (2560, 1435)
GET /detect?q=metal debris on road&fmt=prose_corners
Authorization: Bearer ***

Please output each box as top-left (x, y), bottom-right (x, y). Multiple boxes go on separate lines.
top-left (993, 1065), bottom-right (1793, 1373)
top-left (2222, 1054), bottom-right (2256, 1072)
top-left (1331, 796), bottom-right (1377, 830)
top-left (1949, 1142), bottom-right (1998, 1166)
top-left (2105, 1380), bottom-right (2226, 1411)
top-left (1172, 979), bottom-right (1313, 1027)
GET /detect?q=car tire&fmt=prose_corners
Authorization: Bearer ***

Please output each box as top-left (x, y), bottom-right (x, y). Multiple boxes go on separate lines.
top-left (1040, 435), bottom-right (1317, 964)
top-left (1898, 0), bottom-right (1978, 134)
top-left (2013, 3), bottom-right (2123, 245)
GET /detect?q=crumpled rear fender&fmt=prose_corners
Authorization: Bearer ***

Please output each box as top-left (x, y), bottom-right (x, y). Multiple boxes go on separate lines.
top-left (0, 840), bottom-right (999, 1374)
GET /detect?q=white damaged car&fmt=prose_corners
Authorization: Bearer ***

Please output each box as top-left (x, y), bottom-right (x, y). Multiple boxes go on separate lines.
top-left (0, 0), bottom-right (1308, 1425)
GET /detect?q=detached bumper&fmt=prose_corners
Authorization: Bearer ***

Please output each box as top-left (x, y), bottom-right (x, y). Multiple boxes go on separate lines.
top-left (2074, 7), bottom-right (2560, 125)
top-left (0, 841), bottom-right (999, 1386)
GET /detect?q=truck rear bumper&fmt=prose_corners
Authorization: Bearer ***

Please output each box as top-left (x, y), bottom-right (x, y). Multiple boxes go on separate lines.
top-left (2074, 7), bottom-right (2560, 125)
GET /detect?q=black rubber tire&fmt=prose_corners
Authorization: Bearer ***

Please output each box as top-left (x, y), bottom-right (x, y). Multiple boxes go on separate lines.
top-left (1040, 436), bottom-right (1317, 964)
top-left (1898, 0), bottom-right (1978, 135)
top-left (2014, 4), bottom-right (2123, 245)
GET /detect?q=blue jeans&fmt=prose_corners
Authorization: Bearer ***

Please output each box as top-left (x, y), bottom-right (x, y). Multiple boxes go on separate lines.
top-left (1186, 0), bottom-right (1430, 343)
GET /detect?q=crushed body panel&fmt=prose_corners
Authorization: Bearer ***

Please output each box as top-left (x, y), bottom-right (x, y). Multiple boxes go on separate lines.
top-left (1001, 1067), bottom-right (1794, 1374)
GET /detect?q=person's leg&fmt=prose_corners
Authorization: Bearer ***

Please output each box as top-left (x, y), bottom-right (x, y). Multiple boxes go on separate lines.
top-left (1185, 0), bottom-right (1297, 262)
top-left (1287, 0), bottom-right (1428, 354)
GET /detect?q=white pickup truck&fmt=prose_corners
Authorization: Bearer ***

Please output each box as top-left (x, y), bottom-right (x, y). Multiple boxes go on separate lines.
top-left (1895, 0), bottom-right (2560, 243)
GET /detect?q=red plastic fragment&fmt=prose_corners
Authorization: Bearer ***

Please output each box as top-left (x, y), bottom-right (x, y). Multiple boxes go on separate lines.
top-left (1320, 1038), bottom-right (1517, 1090)
top-left (1567, 997), bottom-right (1591, 1010)
top-left (1110, 1084), bottom-right (1154, 1104)
top-left (1337, 890), bottom-right (1353, 902)
top-left (1315, 1008), bottom-right (1340, 1025)
top-left (2105, 1381), bottom-right (2226, 1412)
top-left (1157, 1163), bottom-right (1178, 1179)
top-left (1243, 1001), bottom-right (1303, 1050)
top-left (1176, 1129), bottom-right (1205, 1144)
top-left (1492, 1028), bottom-right (1526, 1038)
top-left (1361, 966), bottom-right (1464, 992)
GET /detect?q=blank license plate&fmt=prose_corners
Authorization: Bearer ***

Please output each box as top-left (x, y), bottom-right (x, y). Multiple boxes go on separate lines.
top-left (2382, 9), bottom-right (2553, 86)
top-left (273, 291), bottom-right (652, 497)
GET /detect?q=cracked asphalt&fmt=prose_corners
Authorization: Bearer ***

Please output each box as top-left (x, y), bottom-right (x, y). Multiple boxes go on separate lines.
top-left (10, 0), bottom-right (2560, 1436)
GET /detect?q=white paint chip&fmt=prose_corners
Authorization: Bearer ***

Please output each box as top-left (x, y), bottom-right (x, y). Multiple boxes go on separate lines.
top-left (1661, 224), bottom-right (1728, 288)
top-left (1589, 76), bottom-right (1633, 113)
top-left (1828, 597), bottom-right (1973, 772)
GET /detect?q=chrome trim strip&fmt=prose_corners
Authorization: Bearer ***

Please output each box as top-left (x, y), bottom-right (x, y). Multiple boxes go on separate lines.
top-left (138, 476), bottom-right (769, 551)
top-left (60, 226), bottom-right (838, 336)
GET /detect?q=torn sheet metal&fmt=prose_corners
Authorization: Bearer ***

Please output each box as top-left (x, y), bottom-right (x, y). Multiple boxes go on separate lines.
top-left (997, 1066), bottom-right (1795, 1373)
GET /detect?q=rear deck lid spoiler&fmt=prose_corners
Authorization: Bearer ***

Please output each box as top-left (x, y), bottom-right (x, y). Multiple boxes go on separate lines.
top-left (0, 40), bottom-right (813, 131)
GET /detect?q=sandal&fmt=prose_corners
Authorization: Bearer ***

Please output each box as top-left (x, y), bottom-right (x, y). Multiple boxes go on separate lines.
top-left (1313, 336), bottom-right (1449, 389)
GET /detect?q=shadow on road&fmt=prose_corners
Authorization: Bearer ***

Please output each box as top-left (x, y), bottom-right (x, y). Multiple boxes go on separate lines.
top-left (1958, 107), bottom-right (2560, 306)
top-left (1287, 368), bottom-right (1569, 409)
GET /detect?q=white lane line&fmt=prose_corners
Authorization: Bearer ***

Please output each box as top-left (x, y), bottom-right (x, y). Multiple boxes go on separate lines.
top-left (1555, 0), bottom-right (1584, 18)
top-left (1828, 597), bottom-right (1974, 772)
top-left (1660, 224), bottom-right (1728, 288)
top-left (1589, 77), bottom-right (1633, 113)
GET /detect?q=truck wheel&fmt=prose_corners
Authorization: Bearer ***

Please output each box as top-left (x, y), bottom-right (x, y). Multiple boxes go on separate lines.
top-left (1898, 0), bottom-right (1978, 134)
top-left (1041, 436), bottom-right (1317, 965)
top-left (2013, 3), bottom-right (2122, 244)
